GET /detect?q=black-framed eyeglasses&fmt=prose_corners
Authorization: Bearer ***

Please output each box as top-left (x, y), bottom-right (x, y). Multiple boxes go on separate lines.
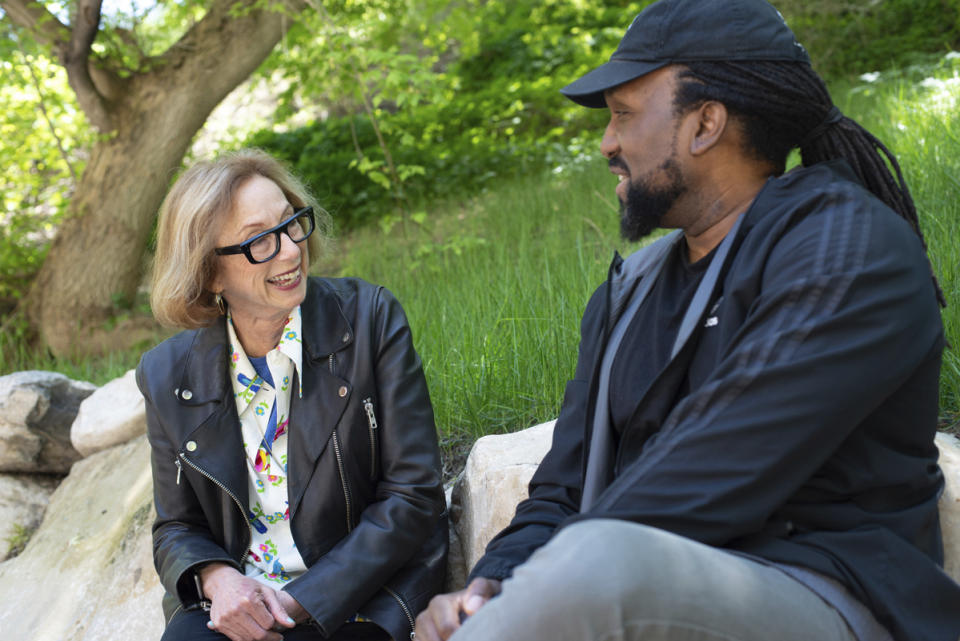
top-left (214, 207), bottom-right (315, 265)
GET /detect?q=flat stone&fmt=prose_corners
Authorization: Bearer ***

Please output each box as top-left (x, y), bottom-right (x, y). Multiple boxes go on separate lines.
top-left (0, 435), bottom-right (164, 641)
top-left (0, 473), bottom-right (60, 561)
top-left (936, 431), bottom-right (959, 581)
top-left (452, 423), bottom-right (960, 586)
top-left (0, 371), bottom-right (96, 473)
top-left (71, 369), bottom-right (146, 457)
top-left (451, 420), bottom-right (555, 574)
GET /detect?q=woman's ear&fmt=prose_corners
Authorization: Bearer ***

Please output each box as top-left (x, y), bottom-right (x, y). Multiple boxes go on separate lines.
top-left (688, 100), bottom-right (729, 157)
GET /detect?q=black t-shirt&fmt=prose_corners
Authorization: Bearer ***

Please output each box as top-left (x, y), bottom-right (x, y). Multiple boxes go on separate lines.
top-left (609, 239), bottom-right (716, 432)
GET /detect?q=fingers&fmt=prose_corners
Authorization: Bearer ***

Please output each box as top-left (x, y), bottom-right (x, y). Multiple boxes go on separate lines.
top-left (206, 573), bottom-right (284, 641)
top-left (208, 610), bottom-right (283, 641)
top-left (414, 577), bottom-right (502, 641)
top-left (415, 590), bottom-right (466, 641)
top-left (462, 577), bottom-right (502, 616)
top-left (276, 590), bottom-right (309, 626)
top-left (262, 587), bottom-right (297, 629)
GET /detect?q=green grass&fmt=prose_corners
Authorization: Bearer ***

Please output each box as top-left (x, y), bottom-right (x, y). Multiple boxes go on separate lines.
top-left (329, 162), bottom-right (643, 441)
top-left (3, 53), bottom-right (958, 439)
top-left (336, 52), bottom-right (960, 439)
top-left (831, 53), bottom-right (960, 427)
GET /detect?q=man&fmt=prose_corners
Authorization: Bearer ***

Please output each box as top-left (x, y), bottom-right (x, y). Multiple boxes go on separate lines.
top-left (416, 1), bottom-right (960, 640)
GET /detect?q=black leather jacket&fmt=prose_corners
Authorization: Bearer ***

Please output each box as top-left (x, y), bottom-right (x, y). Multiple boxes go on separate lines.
top-left (137, 277), bottom-right (447, 641)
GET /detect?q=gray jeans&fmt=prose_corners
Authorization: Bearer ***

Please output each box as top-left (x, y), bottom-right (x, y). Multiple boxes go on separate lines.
top-left (452, 519), bottom-right (858, 641)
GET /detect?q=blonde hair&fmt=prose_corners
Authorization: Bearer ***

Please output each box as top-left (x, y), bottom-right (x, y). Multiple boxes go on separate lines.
top-left (151, 149), bottom-right (331, 329)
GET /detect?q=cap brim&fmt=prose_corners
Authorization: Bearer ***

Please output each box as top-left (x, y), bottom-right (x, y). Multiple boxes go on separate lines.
top-left (560, 59), bottom-right (668, 108)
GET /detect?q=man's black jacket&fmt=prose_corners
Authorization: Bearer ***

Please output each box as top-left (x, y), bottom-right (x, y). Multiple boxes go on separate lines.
top-left (470, 162), bottom-right (960, 641)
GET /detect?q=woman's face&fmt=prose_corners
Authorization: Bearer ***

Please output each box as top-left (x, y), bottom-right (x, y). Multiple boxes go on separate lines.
top-left (211, 175), bottom-right (308, 330)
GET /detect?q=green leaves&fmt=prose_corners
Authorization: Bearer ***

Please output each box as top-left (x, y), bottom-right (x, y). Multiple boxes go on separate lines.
top-left (247, 0), bottom-right (647, 230)
top-left (0, 36), bottom-right (93, 303)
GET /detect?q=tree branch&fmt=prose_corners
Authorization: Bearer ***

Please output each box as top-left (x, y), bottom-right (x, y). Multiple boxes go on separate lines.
top-left (21, 50), bottom-right (78, 183)
top-left (62, 0), bottom-right (112, 132)
top-left (157, 0), bottom-right (304, 71)
top-left (2, 0), bottom-right (114, 132)
top-left (0, 0), bottom-right (70, 48)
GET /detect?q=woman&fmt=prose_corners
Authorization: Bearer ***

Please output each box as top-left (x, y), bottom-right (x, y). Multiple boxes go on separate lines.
top-left (137, 149), bottom-right (447, 641)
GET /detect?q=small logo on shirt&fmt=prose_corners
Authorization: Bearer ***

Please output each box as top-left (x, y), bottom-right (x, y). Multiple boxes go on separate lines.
top-left (704, 298), bottom-right (722, 328)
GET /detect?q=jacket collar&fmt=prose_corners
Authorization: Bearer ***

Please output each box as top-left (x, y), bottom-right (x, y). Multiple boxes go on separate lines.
top-left (301, 278), bottom-right (355, 363)
top-left (177, 277), bottom-right (355, 402)
top-left (175, 321), bottom-right (230, 406)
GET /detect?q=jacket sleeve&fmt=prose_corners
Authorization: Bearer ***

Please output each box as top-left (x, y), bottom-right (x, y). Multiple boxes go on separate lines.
top-left (566, 191), bottom-right (944, 543)
top-left (283, 287), bottom-right (445, 632)
top-left (137, 358), bottom-right (237, 610)
top-left (468, 285), bottom-right (607, 581)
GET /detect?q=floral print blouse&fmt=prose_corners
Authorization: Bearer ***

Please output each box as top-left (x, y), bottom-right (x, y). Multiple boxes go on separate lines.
top-left (227, 307), bottom-right (307, 588)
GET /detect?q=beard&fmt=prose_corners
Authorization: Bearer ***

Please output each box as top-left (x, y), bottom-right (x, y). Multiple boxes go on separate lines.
top-left (618, 155), bottom-right (688, 242)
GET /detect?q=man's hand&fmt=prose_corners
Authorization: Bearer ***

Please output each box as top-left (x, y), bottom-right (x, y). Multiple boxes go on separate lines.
top-left (414, 577), bottom-right (502, 641)
top-left (199, 563), bottom-right (296, 641)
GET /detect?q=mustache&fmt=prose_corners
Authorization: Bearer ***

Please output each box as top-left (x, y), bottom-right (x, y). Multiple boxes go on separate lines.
top-left (608, 157), bottom-right (630, 174)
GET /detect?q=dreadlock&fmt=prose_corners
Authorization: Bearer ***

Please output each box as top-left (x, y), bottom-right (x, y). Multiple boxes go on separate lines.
top-left (673, 60), bottom-right (946, 307)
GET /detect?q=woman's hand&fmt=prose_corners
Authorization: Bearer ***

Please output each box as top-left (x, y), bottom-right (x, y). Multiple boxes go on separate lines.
top-left (277, 590), bottom-right (310, 624)
top-left (199, 562), bottom-right (296, 641)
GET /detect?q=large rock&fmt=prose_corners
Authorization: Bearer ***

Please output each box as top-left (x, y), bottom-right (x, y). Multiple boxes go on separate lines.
top-left (0, 435), bottom-right (164, 641)
top-left (0, 371), bottom-right (96, 473)
top-left (451, 422), bottom-right (960, 585)
top-left (0, 473), bottom-right (60, 561)
top-left (451, 420), bottom-right (555, 574)
top-left (71, 369), bottom-right (146, 457)
top-left (937, 431), bottom-right (960, 580)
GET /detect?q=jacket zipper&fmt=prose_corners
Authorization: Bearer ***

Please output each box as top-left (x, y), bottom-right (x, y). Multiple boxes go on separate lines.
top-left (331, 430), bottom-right (353, 532)
top-left (383, 585), bottom-right (416, 637)
top-left (327, 353), bottom-right (353, 532)
top-left (174, 457), bottom-right (182, 485)
top-left (179, 452), bottom-right (252, 567)
top-left (363, 397), bottom-right (379, 479)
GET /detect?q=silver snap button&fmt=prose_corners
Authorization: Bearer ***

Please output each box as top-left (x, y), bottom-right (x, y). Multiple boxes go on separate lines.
top-left (181, 389), bottom-right (193, 400)
top-left (338, 386), bottom-right (348, 397)
top-left (342, 333), bottom-right (350, 343)
top-left (174, 388), bottom-right (179, 397)
top-left (186, 441), bottom-right (198, 452)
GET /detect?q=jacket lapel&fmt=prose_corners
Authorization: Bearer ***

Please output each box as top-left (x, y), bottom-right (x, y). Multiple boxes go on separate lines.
top-left (176, 320), bottom-right (250, 507)
top-left (669, 213), bottom-right (746, 359)
top-left (287, 279), bottom-right (354, 518)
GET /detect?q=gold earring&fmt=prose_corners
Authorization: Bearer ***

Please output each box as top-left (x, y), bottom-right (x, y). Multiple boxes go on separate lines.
top-left (215, 293), bottom-right (226, 315)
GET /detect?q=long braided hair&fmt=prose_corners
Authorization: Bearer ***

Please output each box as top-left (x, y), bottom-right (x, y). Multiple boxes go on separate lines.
top-left (673, 60), bottom-right (946, 307)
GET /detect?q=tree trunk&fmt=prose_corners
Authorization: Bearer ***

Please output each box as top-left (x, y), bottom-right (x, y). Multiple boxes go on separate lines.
top-left (17, 2), bottom-right (301, 356)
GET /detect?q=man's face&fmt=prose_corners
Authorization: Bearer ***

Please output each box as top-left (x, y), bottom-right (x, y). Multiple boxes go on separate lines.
top-left (613, 149), bottom-right (687, 242)
top-left (601, 67), bottom-right (689, 241)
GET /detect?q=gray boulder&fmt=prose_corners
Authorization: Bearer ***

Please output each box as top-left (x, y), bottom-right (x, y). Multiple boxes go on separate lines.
top-left (0, 371), bottom-right (96, 473)
top-left (450, 420), bottom-right (555, 575)
top-left (937, 431), bottom-right (960, 580)
top-left (0, 435), bottom-right (164, 641)
top-left (71, 369), bottom-right (146, 457)
top-left (0, 473), bottom-right (60, 561)
top-left (451, 422), bottom-right (960, 584)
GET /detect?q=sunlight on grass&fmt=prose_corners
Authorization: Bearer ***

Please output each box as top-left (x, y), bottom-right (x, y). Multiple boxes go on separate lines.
top-left (326, 162), bottom-right (648, 439)
top-left (4, 54), bottom-right (957, 439)
top-left (834, 52), bottom-right (960, 421)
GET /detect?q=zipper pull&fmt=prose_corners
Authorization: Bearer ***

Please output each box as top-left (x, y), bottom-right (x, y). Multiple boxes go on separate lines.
top-left (363, 398), bottom-right (378, 430)
top-left (175, 457), bottom-right (183, 485)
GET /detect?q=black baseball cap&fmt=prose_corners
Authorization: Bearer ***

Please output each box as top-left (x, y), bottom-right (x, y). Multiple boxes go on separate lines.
top-left (561, 0), bottom-right (810, 108)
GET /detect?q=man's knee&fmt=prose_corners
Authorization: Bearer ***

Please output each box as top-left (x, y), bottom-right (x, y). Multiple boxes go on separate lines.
top-left (513, 519), bottom-right (696, 609)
